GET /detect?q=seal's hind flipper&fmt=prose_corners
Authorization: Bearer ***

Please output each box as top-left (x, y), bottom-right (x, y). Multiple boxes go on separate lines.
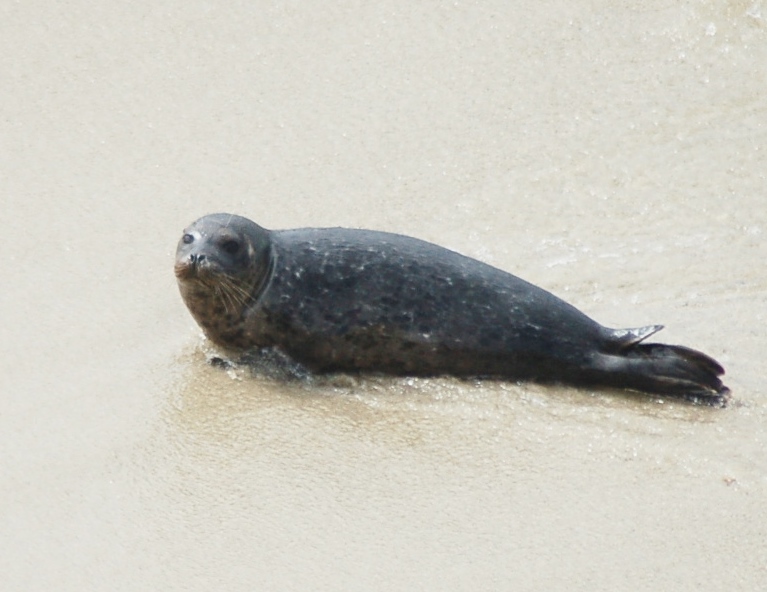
top-left (592, 341), bottom-right (730, 406)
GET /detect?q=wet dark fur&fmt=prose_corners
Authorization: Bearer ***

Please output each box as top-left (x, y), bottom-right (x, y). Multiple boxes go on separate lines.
top-left (175, 214), bottom-right (730, 406)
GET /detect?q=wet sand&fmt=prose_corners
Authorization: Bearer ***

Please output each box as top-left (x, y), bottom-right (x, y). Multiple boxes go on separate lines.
top-left (3, 1), bottom-right (766, 590)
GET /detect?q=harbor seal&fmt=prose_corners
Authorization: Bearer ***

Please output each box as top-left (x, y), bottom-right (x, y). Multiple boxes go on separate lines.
top-left (174, 213), bottom-right (730, 406)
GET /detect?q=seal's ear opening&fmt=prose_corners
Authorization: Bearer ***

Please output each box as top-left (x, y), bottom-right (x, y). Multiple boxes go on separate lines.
top-left (221, 239), bottom-right (241, 255)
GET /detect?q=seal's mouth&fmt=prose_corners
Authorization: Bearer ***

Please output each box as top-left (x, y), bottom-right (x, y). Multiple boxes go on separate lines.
top-left (174, 256), bottom-right (220, 284)
top-left (176, 258), bottom-right (254, 315)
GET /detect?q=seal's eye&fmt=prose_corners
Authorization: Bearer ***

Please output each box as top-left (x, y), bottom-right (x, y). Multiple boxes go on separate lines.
top-left (222, 239), bottom-right (240, 255)
top-left (182, 233), bottom-right (194, 244)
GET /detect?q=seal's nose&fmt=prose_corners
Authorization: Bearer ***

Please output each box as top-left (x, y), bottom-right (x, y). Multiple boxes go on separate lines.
top-left (189, 253), bottom-right (206, 264)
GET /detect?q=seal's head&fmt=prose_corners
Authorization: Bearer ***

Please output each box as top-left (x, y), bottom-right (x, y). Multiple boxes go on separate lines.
top-left (175, 213), bottom-right (273, 345)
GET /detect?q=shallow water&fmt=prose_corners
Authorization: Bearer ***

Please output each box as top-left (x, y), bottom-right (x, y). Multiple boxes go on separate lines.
top-left (3, 1), bottom-right (766, 590)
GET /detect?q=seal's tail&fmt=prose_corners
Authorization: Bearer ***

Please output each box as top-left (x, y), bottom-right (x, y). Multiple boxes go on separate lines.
top-left (594, 329), bottom-right (730, 406)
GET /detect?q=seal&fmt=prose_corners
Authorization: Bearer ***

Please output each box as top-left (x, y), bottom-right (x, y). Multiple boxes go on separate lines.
top-left (175, 213), bottom-right (730, 406)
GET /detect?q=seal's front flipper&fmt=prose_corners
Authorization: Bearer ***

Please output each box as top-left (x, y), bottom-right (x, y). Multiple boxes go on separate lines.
top-left (240, 347), bottom-right (313, 381)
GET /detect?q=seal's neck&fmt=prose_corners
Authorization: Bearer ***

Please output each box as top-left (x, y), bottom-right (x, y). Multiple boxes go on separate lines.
top-left (177, 281), bottom-right (228, 330)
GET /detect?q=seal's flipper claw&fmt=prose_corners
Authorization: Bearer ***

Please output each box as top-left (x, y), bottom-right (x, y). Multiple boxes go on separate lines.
top-left (609, 325), bottom-right (664, 350)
